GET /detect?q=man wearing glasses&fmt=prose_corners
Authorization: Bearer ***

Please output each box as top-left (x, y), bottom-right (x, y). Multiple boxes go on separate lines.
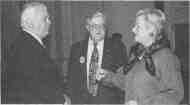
top-left (67, 11), bottom-right (127, 104)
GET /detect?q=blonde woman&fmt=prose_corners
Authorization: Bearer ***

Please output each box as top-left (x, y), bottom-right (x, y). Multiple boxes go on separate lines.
top-left (102, 8), bottom-right (184, 105)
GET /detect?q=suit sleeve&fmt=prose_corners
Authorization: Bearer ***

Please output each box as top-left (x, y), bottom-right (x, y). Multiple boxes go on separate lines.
top-left (101, 41), bottom-right (127, 89)
top-left (101, 69), bottom-right (126, 90)
top-left (114, 41), bottom-right (128, 69)
top-left (143, 53), bottom-right (184, 105)
top-left (19, 44), bottom-right (40, 79)
top-left (20, 44), bottom-right (65, 103)
top-left (65, 44), bottom-right (77, 102)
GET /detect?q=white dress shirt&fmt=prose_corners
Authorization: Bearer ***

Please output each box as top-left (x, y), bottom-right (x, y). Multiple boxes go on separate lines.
top-left (86, 38), bottom-right (104, 88)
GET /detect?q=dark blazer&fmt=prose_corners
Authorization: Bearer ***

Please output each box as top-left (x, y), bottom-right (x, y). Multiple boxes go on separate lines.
top-left (67, 37), bottom-right (127, 104)
top-left (3, 31), bottom-right (65, 104)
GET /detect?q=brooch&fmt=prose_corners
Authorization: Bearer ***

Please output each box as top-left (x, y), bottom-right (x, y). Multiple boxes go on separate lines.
top-left (79, 56), bottom-right (85, 64)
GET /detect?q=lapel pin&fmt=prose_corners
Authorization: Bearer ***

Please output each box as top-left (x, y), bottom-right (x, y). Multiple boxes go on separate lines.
top-left (79, 56), bottom-right (85, 64)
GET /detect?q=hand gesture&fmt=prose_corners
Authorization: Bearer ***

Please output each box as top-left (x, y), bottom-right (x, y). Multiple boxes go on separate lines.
top-left (125, 100), bottom-right (138, 105)
top-left (63, 94), bottom-right (71, 105)
top-left (96, 68), bottom-right (108, 81)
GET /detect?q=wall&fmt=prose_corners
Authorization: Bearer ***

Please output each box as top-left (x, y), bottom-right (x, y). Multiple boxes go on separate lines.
top-left (164, 1), bottom-right (189, 51)
top-left (164, 1), bottom-right (189, 104)
top-left (2, 1), bottom-right (21, 54)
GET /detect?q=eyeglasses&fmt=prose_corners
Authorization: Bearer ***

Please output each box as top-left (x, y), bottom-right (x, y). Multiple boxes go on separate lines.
top-left (89, 24), bottom-right (105, 30)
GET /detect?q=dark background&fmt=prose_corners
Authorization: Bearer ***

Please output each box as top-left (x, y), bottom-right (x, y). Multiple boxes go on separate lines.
top-left (1, 1), bottom-right (189, 104)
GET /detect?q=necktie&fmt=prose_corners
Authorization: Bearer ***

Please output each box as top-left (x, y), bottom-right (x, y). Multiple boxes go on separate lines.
top-left (88, 42), bottom-right (99, 96)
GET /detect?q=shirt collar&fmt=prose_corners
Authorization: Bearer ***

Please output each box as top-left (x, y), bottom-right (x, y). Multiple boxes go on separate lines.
top-left (88, 38), bottom-right (104, 46)
top-left (23, 28), bottom-right (45, 47)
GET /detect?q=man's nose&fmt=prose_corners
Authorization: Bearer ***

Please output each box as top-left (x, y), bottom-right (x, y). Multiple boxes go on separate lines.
top-left (132, 26), bottom-right (136, 34)
top-left (132, 27), bottom-right (135, 33)
top-left (47, 17), bottom-right (51, 24)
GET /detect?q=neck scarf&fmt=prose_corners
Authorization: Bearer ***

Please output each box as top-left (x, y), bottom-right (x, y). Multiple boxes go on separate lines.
top-left (124, 36), bottom-right (170, 76)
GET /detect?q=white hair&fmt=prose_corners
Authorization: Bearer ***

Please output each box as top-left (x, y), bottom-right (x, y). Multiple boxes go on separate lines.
top-left (136, 8), bottom-right (166, 35)
top-left (92, 11), bottom-right (106, 24)
top-left (86, 11), bottom-right (106, 31)
top-left (21, 2), bottom-right (46, 30)
top-left (87, 11), bottom-right (106, 25)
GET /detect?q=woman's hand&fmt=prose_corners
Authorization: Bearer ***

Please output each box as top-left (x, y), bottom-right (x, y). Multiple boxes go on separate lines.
top-left (125, 100), bottom-right (138, 105)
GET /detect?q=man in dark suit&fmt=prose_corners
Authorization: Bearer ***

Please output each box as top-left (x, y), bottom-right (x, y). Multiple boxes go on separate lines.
top-left (2, 2), bottom-right (68, 104)
top-left (67, 11), bottom-right (127, 104)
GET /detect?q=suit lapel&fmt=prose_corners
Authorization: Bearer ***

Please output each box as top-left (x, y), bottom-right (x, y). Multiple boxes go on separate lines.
top-left (81, 39), bottom-right (88, 68)
top-left (102, 38), bottom-right (113, 71)
top-left (23, 31), bottom-right (47, 54)
top-left (23, 31), bottom-right (53, 65)
top-left (80, 39), bottom-right (88, 88)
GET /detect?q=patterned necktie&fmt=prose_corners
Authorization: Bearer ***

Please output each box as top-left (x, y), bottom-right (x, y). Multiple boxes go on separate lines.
top-left (88, 42), bottom-right (99, 96)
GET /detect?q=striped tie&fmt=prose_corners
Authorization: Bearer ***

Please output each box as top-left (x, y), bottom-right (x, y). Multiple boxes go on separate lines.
top-left (88, 42), bottom-right (99, 96)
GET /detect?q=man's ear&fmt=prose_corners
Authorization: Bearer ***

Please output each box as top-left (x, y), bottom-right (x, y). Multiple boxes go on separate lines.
top-left (23, 19), bottom-right (34, 30)
top-left (86, 18), bottom-right (91, 31)
top-left (86, 24), bottom-right (90, 31)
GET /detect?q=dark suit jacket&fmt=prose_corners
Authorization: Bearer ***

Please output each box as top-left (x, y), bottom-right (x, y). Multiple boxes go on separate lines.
top-left (2, 31), bottom-right (65, 104)
top-left (67, 37), bottom-right (127, 104)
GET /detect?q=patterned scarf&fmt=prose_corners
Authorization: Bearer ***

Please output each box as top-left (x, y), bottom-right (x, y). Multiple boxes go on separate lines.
top-left (124, 36), bottom-right (170, 76)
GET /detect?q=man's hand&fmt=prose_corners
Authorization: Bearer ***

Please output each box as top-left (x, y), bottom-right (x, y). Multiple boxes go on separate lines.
top-left (96, 67), bottom-right (126, 89)
top-left (125, 100), bottom-right (138, 105)
top-left (95, 68), bottom-right (115, 87)
top-left (96, 68), bottom-right (108, 81)
top-left (98, 66), bottom-right (126, 90)
top-left (63, 94), bottom-right (71, 105)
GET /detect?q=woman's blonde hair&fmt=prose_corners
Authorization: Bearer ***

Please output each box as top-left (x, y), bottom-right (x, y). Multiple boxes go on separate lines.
top-left (136, 8), bottom-right (166, 36)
